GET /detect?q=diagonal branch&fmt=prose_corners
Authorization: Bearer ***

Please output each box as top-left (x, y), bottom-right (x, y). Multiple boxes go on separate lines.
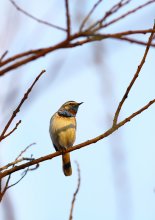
top-left (69, 161), bottom-right (81, 220)
top-left (80, 0), bottom-right (103, 31)
top-left (0, 51), bottom-right (8, 63)
top-left (0, 70), bottom-right (45, 142)
top-left (9, 0), bottom-right (66, 32)
top-left (90, 0), bottom-right (155, 32)
top-left (2, 120), bottom-right (21, 139)
top-left (0, 97), bottom-right (155, 180)
top-left (101, 0), bottom-right (155, 30)
top-left (113, 22), bottom-right (155, 126)
top-left (87, 0), bottom-right (131, 31)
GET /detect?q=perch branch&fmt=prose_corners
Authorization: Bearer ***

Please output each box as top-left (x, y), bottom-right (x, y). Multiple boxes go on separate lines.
top-left (0, 97), bottom-right (155, 179)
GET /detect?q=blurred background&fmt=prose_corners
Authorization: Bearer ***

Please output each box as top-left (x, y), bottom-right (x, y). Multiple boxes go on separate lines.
top-left (0, 0), bottom-right (155, 220)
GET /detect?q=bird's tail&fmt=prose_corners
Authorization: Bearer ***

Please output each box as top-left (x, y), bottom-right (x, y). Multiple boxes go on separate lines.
top-left (62, 153), bottom-right (72, 176)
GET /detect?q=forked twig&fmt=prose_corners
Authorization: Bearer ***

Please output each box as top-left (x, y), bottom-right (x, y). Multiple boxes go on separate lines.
top-left (80, 0), bottom-right (103, 31)
top-left (0, 70), bottom-right (45, 142)
top-left (0, 143), bottom-right (36, 201)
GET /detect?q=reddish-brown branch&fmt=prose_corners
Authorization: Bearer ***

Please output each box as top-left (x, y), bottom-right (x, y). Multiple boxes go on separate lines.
top-left (0, 97), bottom-right (155, 180)
top-left (9, 0), bottom-right (66, 31)
top-left (111, 36), bottom-right (155, 47)
top-left (80, 0), bottom-right (103, 31)
top-left (90, 0), bottom-right (155, 32)
top-left (87, 0), bottom-right (131, 31)
top-left (65, 0), bottom-right (71, 38)
top-left (0, 70), bottom-right (45, 141)
top-left (113, 22), bottom-right (155, 125)
top-left (0, 143), bottom-right (36, 201)
top-left (2, 120), bottom-right (21, 139)
top-left (69, 161), bottom-right (81, 220)
top-left (0, 29), bottom-right (155, 76)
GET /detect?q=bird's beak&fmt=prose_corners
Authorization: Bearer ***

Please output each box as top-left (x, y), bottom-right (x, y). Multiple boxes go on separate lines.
top-left (78, 102), bottom-right (84, 106)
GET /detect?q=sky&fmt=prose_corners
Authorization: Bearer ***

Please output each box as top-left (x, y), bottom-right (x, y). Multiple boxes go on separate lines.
top-left (0, 1), bottom-right (155, 220)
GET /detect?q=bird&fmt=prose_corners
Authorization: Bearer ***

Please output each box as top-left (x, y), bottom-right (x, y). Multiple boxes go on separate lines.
top-left (49, 101), bottom-right (83, 176)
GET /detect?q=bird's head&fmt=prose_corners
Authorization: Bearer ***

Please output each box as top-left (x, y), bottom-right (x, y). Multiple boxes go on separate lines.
top-left (58, 101), bottom-right (83, 117)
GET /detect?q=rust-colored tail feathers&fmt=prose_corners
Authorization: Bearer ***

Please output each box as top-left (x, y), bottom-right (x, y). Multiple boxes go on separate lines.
top-left (62, 153), bottom-right (72, 176)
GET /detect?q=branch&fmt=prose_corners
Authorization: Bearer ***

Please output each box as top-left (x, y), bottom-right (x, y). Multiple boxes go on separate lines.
top-left (90, 0), bottom-right (155, 32)
top-left (0, 143), bottom-right (36, 201)
top-left (87, 0), bottom-right (131, 31)
top-left (0, 70), bottom-right (45, 142)
top-left (2, 120), bottom-right (21, 139)
top-left (80, 0), bottom-right (103, 31)
top-left (0, 51), bottom-right (8, 62)
top-left (65, 0), bottom-right (71, 38)
top-left (9, 0), bottom-right (66, 32)
top-left (0, 97), bottom-right (155, 179)
top-left (0, 28), bottom-right (155, 76)
top-left (0, 157), bottom-right (34, 172)
top-left (113, 22), bottom-right (155, 125)
top-left (69, 161), bottom-right (81, 220)
top-left (111, 36), bottom-right (155, 47)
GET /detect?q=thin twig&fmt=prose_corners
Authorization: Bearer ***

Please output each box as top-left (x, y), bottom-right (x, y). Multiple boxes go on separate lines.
top-left (9, 0), bottom-right (66, 32)
top-left (69, 161), bottom-right (81, 220)
top-left (1, 97), bottom-right (155, 180)
top-left (113, 22), bottom-right (155, 125)
top-left (80, 0), bottom-right (103, 31)
top-left (7, 167), bottom-right (30, 189)
top-left (100, 0), bottom-right (155, 30)
top-left (65, 0), bottom-right (71, 38)
top-left (2, 120), bottom-right (21, 139)
top-left (16, 143), bottom-right (36, 160)
top-left (87, 0), bottom-right (131, 31)
top-left (0, 143), bottom-right (36, 201)
top-left (0, 157), bottom-right (34, 172)
top-left (0, 70), bottom-right (45, 141)
top-left (111, 36), bottom-right (155, 47)
top-left (0, 51), bottom-right (8, 62)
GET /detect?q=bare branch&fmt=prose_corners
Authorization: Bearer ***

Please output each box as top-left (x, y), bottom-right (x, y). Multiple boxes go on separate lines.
top-left (9, 0), bottom-right (66, 32)
top-left (65, 0), bottom-right (71, 38)
top-left (69, 161), bottom-right (81, 220)
top-left (0, 70), bottom-right (45, 141)
top-left (0, 28), bottom-right (155, 76)
top-left (0, 51), bottom-right (8, 62)
top-left (2, 120), bottom-right (21, 139)
top-left (111, 36), bottom-right (155, 47)
top-left (1, 97), bottom-right (155, 180)
top-left (0, 143), bottom-right (36, 201)
top-left (100, 0), bottom-right (155, 30)
top-left (87, 0), bottom-right (131, 31)
top-left (80, 0), bottom-right (103, 31)
top-left (113, 22), bottom-right (155, 125)
top-left (0, 157), bottom-right (34, 172)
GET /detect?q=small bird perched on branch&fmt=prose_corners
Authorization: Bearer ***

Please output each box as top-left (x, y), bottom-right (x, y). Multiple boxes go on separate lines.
top-left (49, 101), bottom-right (83, 176)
